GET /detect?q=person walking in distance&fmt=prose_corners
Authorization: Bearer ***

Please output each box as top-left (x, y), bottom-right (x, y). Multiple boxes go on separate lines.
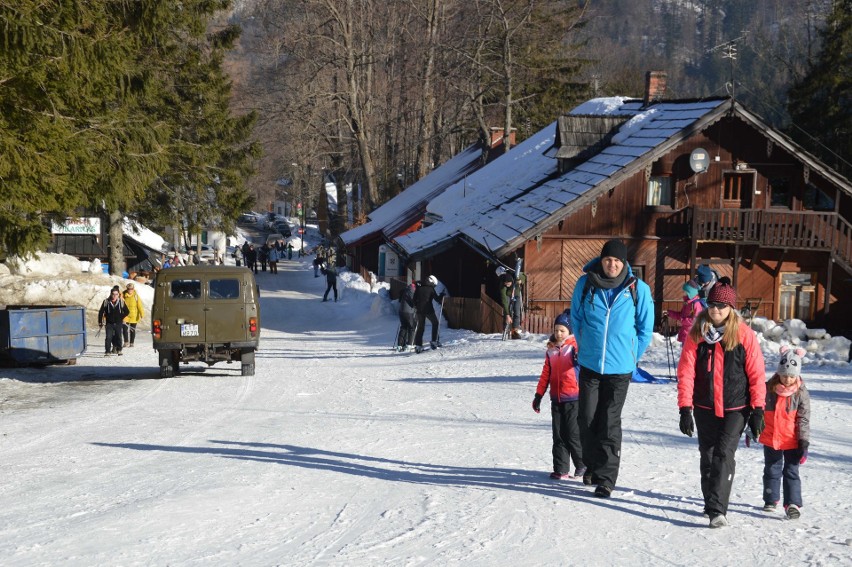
top-left (570, 239), bottom-right (654, 498)
top-left (98, 286), bottom-right (130, 356)
top-left (676, 277), bottom-right (766, 528)
top-left (413, 275), bottom-right (444, 353)
top-left (246, 244), bottom-right (258, 274)
top-left (122, 282), bottom-right (144, 347)
top-left (268, 244), bottom-right (279, 274)
top-left (321, 261), bottom-right (338, 302)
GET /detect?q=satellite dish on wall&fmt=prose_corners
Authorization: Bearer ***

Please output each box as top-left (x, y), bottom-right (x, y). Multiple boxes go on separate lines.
top-left (690, 148), bottom-right (710, 173)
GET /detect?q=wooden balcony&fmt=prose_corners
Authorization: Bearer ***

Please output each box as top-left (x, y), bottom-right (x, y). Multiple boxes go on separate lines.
top-left (693, 208), bottom-right (852, 273)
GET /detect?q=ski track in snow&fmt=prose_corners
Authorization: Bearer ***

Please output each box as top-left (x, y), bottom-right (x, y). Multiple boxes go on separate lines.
top-left (0, 255), bottom-right (850, 566)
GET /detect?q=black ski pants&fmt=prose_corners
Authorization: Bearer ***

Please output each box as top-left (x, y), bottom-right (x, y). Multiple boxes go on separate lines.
top-left (104, 322), bottom-right (123, 354)
top-left (397, 312), bottom-right (417, 347)
top-left (323, 277), bottom-right (338, 301)
top-left (694, 407), bottom-right (749, 517)
top-left (551, 400), bottom-right (584, 475)
top-left (578, 367), bottom-right (631, 489)
top-left (414, 310), bottom-right (439, 346)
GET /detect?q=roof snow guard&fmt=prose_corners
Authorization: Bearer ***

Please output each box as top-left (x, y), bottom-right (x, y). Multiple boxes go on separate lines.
top-left (394, 97), bottom-right (730, 261)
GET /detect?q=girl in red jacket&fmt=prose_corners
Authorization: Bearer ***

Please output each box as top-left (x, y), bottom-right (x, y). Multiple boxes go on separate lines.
top-left (666, 279), bottom-right (705, 343)
top-left (759, 346), bottom-right (810, 520)
top-left (676, 278), bottom-right (766, 528)
top-left (532, 312), bottom-right (586, 480)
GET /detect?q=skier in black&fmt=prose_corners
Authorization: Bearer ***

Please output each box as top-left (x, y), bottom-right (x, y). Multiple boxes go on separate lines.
top-left (413, 275), bottom-right (443, 353)
top-left (396, 282), bottom-right (417, 352)
top-left (322, 261), bottom-right (338, 302)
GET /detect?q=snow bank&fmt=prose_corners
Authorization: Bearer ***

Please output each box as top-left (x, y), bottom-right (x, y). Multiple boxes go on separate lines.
top-left (4, 252), bottom-right (82, 276)
top-left (0, 253), bottom-right (153, 329)
top-left (752, 316), bottom-right (851, 364)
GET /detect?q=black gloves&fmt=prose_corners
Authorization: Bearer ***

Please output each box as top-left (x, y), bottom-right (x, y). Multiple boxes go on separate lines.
top-left (532, 394), bottom-right (543, 414)
top-left (679, 407), bottom-right (694, 437)
top-left (749, 408), bottom-right (765, 439)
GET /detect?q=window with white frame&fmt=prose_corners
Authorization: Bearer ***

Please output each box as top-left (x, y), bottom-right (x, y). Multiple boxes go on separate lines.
top-left (779, 272), bottom-right (815, 321)
top-left (647, 176), bottom-right (673, 206)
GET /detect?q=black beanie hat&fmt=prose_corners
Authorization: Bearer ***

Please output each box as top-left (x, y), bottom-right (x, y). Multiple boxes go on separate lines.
top-left (600, 239), bottom-right (628, 262)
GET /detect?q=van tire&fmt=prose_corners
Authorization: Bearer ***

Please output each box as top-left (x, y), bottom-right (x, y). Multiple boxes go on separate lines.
top-left (159, 350), bottom-right (176, 378)
top-left (241, 350), bottom-right (255, 376)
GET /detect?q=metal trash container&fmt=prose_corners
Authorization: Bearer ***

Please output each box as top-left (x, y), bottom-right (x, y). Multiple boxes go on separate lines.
top-left (0, 305), bottom-right (87, 365)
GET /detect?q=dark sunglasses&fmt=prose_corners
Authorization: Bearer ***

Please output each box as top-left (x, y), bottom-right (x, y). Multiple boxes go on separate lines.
top-left (707, 301), bottom-right (729, 309)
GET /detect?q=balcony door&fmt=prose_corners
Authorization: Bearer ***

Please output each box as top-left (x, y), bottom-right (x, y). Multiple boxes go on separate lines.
top-left (722, 172), bottom-right (754, 209)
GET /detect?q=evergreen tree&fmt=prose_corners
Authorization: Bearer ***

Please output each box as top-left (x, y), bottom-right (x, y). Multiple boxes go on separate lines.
top-left (0, 1), bottom-right (155, 257)
top-left (138, 18), bottom-right (260, 247)
top-left (787, 0), bottom-right (852, 176)
top-left (0, 1), bottom-right (257, 264)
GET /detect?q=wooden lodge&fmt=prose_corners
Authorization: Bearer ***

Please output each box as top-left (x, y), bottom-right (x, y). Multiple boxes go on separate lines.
top-left (352, 74), bottom-right (852, 337)
top-left (519, 108), bottom-right (852, 333)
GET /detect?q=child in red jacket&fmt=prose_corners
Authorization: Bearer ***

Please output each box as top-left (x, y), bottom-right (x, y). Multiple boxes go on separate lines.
top-left (665, 279), bottom-right (705, 343)
top-left (758, 346), bottom-right (810, 520)
top-left (532, 312), bottom-right (586, 480)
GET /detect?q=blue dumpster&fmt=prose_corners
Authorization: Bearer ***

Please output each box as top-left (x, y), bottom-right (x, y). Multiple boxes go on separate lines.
top-left (0, 306), bottom-right (87, 365)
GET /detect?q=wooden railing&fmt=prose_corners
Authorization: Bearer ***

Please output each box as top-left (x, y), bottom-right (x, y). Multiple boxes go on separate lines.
top-left (833, 215), bottom-right (852, 273)
top-left (693, 209), bottom-right (852, 270)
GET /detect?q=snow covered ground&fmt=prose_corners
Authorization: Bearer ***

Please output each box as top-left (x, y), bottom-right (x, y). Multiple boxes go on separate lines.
top-left (1, 252), bottom-right (851, 566)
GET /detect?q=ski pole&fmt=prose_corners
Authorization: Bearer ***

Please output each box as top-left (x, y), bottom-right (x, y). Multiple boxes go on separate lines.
top-left (665, 317), bottom-right (675, 381)
top-left (392, 322), bottom-right (401, 349)
top-left (436, 296), bottom-right (445, 343)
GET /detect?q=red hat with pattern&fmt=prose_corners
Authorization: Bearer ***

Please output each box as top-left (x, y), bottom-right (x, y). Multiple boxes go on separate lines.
top-left (707, 277), bottom-right (736, 308)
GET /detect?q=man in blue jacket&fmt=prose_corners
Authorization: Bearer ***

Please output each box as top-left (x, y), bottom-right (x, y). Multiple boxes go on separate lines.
top-left (570, 239), bottom-right (654, 498)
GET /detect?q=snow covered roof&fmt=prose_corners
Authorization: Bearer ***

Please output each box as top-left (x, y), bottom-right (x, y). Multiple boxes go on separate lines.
top-left (123, 219), bottom-right (167, 253)
top-left (339, 142), bottom-right (488, 247)
top-left (394, 97), bottom-right (730, 260)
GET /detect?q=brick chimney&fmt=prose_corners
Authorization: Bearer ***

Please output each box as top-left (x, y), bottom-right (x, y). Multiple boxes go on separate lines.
top-left (490, 127), bottom-right (517, 148)
top-left (643, 71), bottom-right (667, 107)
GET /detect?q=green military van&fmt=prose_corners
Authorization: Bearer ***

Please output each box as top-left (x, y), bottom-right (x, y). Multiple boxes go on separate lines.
top-left (151, 266), bottom-right (260, 378)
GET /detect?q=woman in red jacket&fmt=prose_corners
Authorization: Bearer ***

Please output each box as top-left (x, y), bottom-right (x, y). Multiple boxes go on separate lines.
top-left (676, 278), bottom-right (766, 528)
top-left (532, 312), bottom-right (585, 481)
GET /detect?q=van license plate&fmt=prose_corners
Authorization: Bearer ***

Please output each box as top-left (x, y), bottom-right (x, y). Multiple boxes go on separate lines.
top-left (180, 324), bottom-right (199, 337)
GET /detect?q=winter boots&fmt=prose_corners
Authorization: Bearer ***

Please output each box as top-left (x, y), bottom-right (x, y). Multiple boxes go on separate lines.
top-left (785, 504), bottom-right (801, 519)
top-left (594, 485), bottom-right (612, 498)
top-left (709, 514), bottom-right (729, 528)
